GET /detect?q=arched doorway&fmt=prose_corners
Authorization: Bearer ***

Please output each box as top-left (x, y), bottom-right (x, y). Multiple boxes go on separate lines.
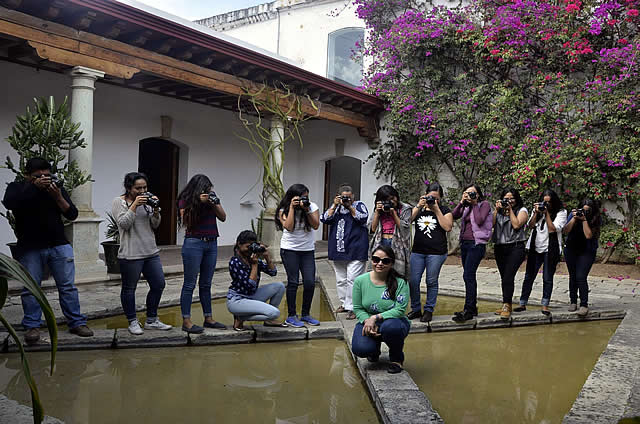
top-left (138, 138), bottom-right (179, 245)
top-left (322, 156), bottom-right (363, 240)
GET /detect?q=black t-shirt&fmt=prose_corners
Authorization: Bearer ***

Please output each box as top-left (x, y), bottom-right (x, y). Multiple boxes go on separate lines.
top-left (412, 204), bottom-right (451, 255)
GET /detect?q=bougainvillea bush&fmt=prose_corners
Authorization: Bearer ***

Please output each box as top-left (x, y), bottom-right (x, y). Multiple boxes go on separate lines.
top-left (356, 0), bottom-right (640, 262)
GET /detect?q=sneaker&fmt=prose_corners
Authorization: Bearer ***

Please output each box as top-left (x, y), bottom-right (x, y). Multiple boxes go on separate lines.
top-left (420, 311), bottom-right (433, 322)
top-left (70, 325), bottom-right (94, 337)
top-left (568, 304), bottom-right (578, 312)
top-left (285, 315), bottom-right (305, 328)
top-left (128, 320), bottom-right (144, 335)
top-left (452, 310), bottom-right (474, 323)
top-left (145, 318), bottom-right (172, 330)
top-left (577, 306), bottom-right (589, 317)
top-left (301, 315), bottom-right (320, 326)
top-left (24, 328), bottom-right (40, 344)
top-left (406, 310), bottom-right (422, 320)
top-left (499, 303), bottom-right (512, 320)
top-left (513, 305), bottom-right (527, 312)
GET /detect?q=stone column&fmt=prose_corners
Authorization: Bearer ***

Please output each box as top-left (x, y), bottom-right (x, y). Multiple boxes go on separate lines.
top-left (64, 66), bottom-right (106, 274)
top-left (261, 119), bottom-right (285, 256)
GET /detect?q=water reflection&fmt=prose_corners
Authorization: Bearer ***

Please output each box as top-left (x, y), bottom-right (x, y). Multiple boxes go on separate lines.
top-left (0, 340), bottom-right (378, 424)
top-left (405, 320), bottom-right (619, 423)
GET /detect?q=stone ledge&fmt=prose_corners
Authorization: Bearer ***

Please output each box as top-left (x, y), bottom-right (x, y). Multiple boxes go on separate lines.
top-left (188, 328), bottom-right (254, 346)
top-left (429, 315), bottom-right (475, 332)
top-left (511, 312), bottom-right (551, 327)
top-left (307, 321), bottom-right (343, 339)
top-left (552, 310), bottom-right (601, 323)
top-left (408, 321), bottom-right (429, 334)
top-left (361, 360), bottom-right (420, 392)
top-left (7, 329), bottom-right (115, 352)
top-left (476, 314), bottom-right (511, 329)
top-left (114, 328), bottom-right (188, 348)
top-left (254, 324), bottom-right (307, 342)
top-left (375, 389), bottom-right (444, 424)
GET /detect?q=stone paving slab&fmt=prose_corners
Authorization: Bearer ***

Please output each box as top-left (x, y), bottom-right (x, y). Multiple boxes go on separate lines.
top-left (476, 314), bottom-right (511, 329)
top-left (114, 328), bottom-right (188, 349)
top-left (409, 321), bottom-right (429, 334)
top-left (511, 311), bottom-right (552, 326)
top-left (429, 315), bottom-right (476, 332)
top-left (6, 329), bottom-right (115, 352)
top-left (188, 328), bottom-right (254, 346)
top-left (307, 321), bottom-right (343, 339)
top-left (0, 395), bottom-right (64, 424)
top-left (623, 366), bottom-right (640, 419)
top-left (374, 389), bottom-right (444, 424)
top-left (254, 324), bottom-right (307, 342)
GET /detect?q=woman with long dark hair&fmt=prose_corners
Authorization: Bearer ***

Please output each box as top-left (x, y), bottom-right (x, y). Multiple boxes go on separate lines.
top-left (226, 230), bottom-right (285, 331)
top-left (563, 199), bottom-right (601, 316)
top-left (515, 188), bottom-right (567, 315)
top-left (177, 174), bottom-right (227, 334)
top-left (407, 182), bottom-right (453, 323)
top-left (275, 184), bottom-right (320, 328)
top-left (369, 185), bottom-right (412, 277)
top-left (112, 172), bottom-right (172, 335)
top-left (451, 183), bottom-right (493, 322)
top-left (351, 244), bottom-right (410, 374)
top-left (492, 187), bottom-right (529, 320)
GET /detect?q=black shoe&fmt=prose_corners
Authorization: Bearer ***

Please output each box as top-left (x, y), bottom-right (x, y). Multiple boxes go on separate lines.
top-left (182, 324), bottom-right (205, 334)
top-left (387, 362), bottom-right (404, 374)
top-left (406, 310), bottom-right (422, 320)
top-left (513, 305), bottom-right (527, 312)
top-left (452, 310), bottom-right (474, 322)
top-left (420, 311), bottom-right (433, 322)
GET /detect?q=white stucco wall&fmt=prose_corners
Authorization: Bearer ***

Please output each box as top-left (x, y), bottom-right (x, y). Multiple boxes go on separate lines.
top-left (222, 0), bottom-right (363, 78)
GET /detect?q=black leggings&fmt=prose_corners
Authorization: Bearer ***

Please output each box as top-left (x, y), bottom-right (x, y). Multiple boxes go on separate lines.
top-left (495, 242), bottom-right (526, 304)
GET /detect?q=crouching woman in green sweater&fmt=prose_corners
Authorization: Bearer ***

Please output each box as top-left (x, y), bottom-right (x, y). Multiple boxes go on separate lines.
top-left (351, 244), bottom-right (411, 374)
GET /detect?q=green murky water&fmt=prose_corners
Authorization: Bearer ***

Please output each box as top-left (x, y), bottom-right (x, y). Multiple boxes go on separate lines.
top-left (0, 340), bottom-right (378, 424)
top-left (86, 286), bottom-right (333, 330)
top-left (405, 319), bottom-right (620, 423)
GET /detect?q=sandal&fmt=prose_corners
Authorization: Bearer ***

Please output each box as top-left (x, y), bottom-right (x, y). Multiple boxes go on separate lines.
top-left (233, 317), bottom-right (245, 331)
top-left (388, 362), bottom-right (404, 374)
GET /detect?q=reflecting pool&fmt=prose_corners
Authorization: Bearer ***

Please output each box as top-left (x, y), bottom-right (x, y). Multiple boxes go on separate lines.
top-left (0, 340), bottom-right (378, 424)
top-left (405, 319), bottom-right (620, 423)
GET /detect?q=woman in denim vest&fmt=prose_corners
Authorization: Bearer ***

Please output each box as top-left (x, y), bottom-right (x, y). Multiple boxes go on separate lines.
top-left (451, 184), bottom-right (493, 322)
top-left (178, 174), bottom-right (227, 333)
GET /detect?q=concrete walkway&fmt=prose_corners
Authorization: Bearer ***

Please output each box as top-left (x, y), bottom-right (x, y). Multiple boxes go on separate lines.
top-left (2, 258), bottom-right (639, 423)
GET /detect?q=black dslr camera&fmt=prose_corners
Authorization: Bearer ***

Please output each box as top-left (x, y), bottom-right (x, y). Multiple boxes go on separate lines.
top-left (208, 191), bottom-right (221, 205)
top-left (500, 199), bottom-right (510, 208)
top-left (425, 195), bottom-right (436, 205)
top-left (468, 192), bottom-right (478, 200)
top-left (142, 192), bottom-right (160, 208)
top-left (536, 201), bottom-right (549, 212)
top-left (576, 208), bottom-right (590, 218)
top-left (381, 200), bottom-right (393, 212)
top-left (248, 242), bottom-right (266, 254)
top-left (298, 195), bottom-right (311, 208)
top-left (340, 195), bottom-right (352, 204)
top-left (49, 174), bottom-right (64, 188)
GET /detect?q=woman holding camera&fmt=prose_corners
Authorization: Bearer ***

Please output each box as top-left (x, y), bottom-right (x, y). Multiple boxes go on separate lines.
top-left (407, 182), bottom-right (453, 322)
top-left (351, 244), bottom-right (410, 374)
top-left (177, 174), bottom-right (227, 334)
top-left (492, 187), bottom-right (529, 320)
top-left (563, 199), bottom-right (601, 316)
top-left (112, 172), bottom-right (172, 335)
top-left (515, 189), bottom-right (567, 315)
top-left (451, 184), bottom-right (493, 322)
top-left (369, 185), bottom-right (412, 277)
top-left (227, 230), bottom-right (285, 331)
top-left (275, 184), bottom-right (321, 328)
top-left (321, 184), bottom-right (369, 320)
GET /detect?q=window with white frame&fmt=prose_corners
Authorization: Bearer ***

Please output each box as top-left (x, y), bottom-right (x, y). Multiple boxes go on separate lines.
top-left (327, 28), bottom-right (364, 87)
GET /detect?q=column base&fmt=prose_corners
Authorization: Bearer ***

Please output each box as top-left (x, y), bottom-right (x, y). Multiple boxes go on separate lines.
top-left (64, 215), bottom-right (106, 276)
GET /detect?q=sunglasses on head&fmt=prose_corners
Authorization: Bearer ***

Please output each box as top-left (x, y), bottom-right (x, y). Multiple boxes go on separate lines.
top-left (371, 256), bottom-right (393, 265)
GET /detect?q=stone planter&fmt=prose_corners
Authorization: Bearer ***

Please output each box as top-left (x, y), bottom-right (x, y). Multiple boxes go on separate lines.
top-left (101, 241), bottom-right (120, 274)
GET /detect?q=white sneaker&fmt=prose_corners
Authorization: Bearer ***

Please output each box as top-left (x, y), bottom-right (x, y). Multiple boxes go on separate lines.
top-left (128, 320), bottom-right (144, 335)
top-left (145, 318), bottom-right (172, 330)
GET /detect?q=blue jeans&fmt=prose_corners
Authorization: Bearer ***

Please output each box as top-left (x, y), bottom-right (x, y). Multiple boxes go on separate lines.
top-left (564, 247), bottom-right (596, 307)
top-left (352, 318), bottom-right (410, 363)
top-left (519, 251), bottom-right (558, 307)
top-left (409, 252), bottom-right (447, 313)
top-left (119, 255), bottom-right (166, 322)
top-left (19, 244), bottom-right (86, 329)
top-left (280, 249), bottom-right (316, 317)
top-left (180, 237), bottom-right (217, 318)
top-left (226, 283), bottom-right (286, 321)
top-left (379, 237), bottom-right (393, 247)
top-left (460, 241), bottom-right (486, 314)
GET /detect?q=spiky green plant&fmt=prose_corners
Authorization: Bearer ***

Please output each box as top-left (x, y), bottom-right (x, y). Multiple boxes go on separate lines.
top-left (104, 211), bottom-right (120, 244)
top-left (0, 253), bottom-right (57, 423)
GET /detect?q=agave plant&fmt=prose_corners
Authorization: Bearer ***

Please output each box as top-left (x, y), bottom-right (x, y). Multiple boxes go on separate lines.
top-left (104, 211), bottom-right (120, 244)
top-left (0, 253), bottom-right (57, 423)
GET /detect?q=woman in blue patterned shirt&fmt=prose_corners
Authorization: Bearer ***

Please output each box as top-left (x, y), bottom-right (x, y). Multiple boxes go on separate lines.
top-left (226, 230), bottom-right (286, 331)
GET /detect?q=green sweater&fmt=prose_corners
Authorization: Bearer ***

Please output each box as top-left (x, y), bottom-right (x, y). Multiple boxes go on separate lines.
top-left (352, 273), bottom-right (410, 324)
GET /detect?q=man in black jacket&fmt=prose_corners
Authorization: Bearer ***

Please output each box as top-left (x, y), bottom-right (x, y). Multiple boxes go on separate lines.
top-left (2, 157), bottom-right (93, 343)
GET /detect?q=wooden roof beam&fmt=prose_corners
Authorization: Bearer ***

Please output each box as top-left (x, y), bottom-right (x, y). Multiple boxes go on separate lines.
top-left (70, 11), bottom-right (97, 31)
top-left (141, 78), bottom-right (174, 89)
top-left (174, 45), bottom-right (199, 61)
top-left (121, 29), bottom-right (152, 46)
top-left (148, 38), bottom-right (176, 55)
top-left (193, 52), bottom-right (217, 67)
top-left (94, 20), bottom-right (128, 39)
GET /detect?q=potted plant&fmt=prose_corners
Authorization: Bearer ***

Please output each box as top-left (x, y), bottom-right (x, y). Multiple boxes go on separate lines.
top-left (1, 96), bottom-right (90, 263)
top-left (101, 212), bottom-right (120, 274)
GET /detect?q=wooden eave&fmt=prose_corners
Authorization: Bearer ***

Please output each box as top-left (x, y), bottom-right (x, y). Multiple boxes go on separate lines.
top-left (0, 0), bottom-right (382, 139)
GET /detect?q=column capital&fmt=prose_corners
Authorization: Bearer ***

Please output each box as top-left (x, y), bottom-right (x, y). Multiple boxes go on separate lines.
top-left (69, 66), bottom-right (105, 79)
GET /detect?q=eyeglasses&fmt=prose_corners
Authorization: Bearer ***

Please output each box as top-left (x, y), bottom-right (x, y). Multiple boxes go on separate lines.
top-left (371, 256), bottom-right (393, 265)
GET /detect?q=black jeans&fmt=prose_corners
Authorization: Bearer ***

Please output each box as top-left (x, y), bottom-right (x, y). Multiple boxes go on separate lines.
top-left (495, 242), bottom-right (526, 304)
top-left (519, 251), bottom-right (558, 307)
top-left (460, 241), bottom-right (486, 314)
top-left (564, 247), bottom-right (596, 307)
top-left (119, 255), bottom-right (166, 321)
top-left (280, 249), bottom-right (316, 317)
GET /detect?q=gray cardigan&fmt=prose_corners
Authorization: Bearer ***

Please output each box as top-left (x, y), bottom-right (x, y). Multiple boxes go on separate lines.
top-left (112, 197), bottom-right (161, 260)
